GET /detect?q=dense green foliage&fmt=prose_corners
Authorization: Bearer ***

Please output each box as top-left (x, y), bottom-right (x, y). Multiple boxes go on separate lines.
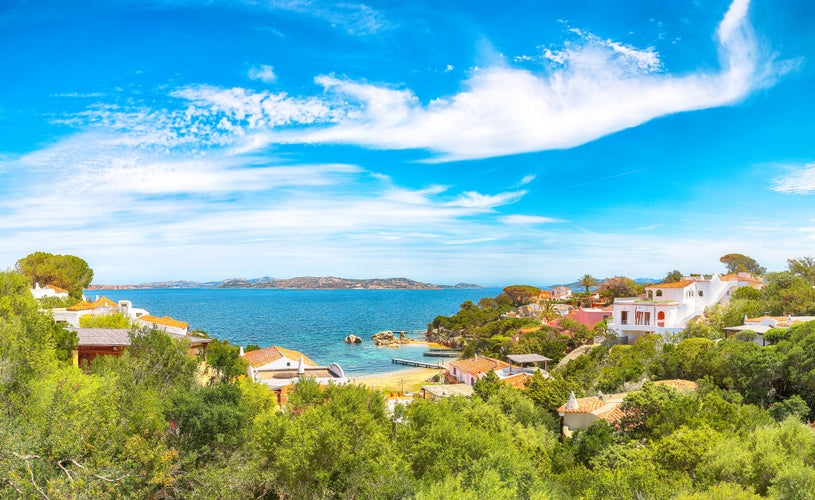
top-left (6, 253), bottom-right (815, 498)
top-left (720, 253), bottom-right (767, 276)
top-left (79, 311), bottom-right (133, 328)
top-left (16, 251), bottom-right (94, 299)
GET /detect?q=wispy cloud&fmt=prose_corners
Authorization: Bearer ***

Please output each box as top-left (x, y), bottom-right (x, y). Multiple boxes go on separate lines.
top-left (276, 0), bottom-right (779, 161)
top-left (248, 64), bottom-right (277, 83)
top-left (500, 215), bottom-right (563, 225)
top-left (51, 0), bottom-right (783, 165)
top-left (264, 0), bottom-right (391, 35)
top-left (445, 190), bottom-right (526, 209)
top-left (771, 162), bottom-right (815, 194)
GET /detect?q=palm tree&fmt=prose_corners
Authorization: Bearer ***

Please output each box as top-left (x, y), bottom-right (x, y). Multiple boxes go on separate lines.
top-left (579, 274), bottom-right (598, 294)
top-left (539, 300), bottom-right (560, 324)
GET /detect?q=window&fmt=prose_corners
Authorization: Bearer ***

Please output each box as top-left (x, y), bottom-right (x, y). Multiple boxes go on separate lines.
top-left (656, 290), bottom-right (663, 297)
top-left (621, 311), bottom-right (629, 325)
top-left (699, 290), bottom-right (704, 297)
top-left (657, 311), bottom-right (665, 327)
top-left (635, 311), bottom-right (651, 326)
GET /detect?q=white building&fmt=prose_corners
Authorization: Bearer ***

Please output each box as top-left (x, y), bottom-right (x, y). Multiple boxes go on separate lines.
top-left (50, 297), bottom-right (149, 327)
top-left (30, 283), bottom-right (69, 299)
top-left (242, 345), bottom-right (348, 390)
top-left (608, 273), bottom-right (763, 343)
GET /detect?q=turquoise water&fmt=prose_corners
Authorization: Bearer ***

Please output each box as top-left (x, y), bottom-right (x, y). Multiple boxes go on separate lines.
top-left (86, 288), bottom-right (500, 375)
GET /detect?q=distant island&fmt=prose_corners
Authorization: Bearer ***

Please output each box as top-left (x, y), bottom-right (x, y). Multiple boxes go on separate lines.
top-left (87, 276), bottom-right (482, 290)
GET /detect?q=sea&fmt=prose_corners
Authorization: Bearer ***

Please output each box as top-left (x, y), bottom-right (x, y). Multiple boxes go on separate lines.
top-left (85, 288), bottom-right (502, 376)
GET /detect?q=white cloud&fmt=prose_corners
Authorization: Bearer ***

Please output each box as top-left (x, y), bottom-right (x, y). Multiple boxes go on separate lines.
top-left (444, 64), bottom-right (454, 72)
top-left (248, 64), bottom-right (277, 83)
top-left (519, 175), bottom-right (536, 186)
top-left (54, 1), bottom-right (782, 165)
top-left (500, 215), bottom-right (563, 225)
top-left (252, 0), bottom-right (782, 161)
top-left (771, 162), bottom-right (815, 194)
top-left (445, 190), bottom-right (526, 209)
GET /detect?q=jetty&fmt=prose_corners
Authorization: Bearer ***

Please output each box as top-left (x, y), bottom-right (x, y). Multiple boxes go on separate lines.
top-left (392, 358), bottom-right (445, 369)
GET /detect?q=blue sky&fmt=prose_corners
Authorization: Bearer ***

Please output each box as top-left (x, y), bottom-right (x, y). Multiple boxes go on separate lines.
top-left (1, 0), bottom-right (814, 286)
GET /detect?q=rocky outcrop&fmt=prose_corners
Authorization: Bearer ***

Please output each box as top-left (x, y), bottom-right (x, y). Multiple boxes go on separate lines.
top-left (371, 330), bottom-right (410, 347)
top-left (425, 327), bottom-right (465, 349)
top-left (344, 334), bottom-right (363, 344)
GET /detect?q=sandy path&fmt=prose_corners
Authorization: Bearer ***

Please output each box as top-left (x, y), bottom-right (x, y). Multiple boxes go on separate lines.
top-left (350, 366), bottom-right (445, 394)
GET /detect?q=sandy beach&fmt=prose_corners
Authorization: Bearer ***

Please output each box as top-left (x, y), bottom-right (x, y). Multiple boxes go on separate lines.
top-left (351, 366), bottom-right (446, 394)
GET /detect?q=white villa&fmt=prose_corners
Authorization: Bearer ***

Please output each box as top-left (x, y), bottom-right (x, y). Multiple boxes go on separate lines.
top-left (50, 296), bottom-right (150, 327)
top-left (242, 345), bottom-right (348, 391)
top-left (30, 283), bottom-right (69, 299)
top-left (608, 272), bottom-right (763, 343)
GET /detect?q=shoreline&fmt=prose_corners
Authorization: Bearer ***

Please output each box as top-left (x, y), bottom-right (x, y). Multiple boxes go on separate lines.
top-left (351, 365), bottom-right (448, 393)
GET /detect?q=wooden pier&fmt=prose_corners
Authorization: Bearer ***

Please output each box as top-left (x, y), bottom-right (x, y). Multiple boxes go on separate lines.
top-left (391, 358), bottom-right (445, 369)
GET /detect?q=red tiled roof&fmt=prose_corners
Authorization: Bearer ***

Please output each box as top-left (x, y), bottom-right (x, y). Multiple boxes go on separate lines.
top-left (558, 396), bottom-right (606, 414)
top-left (242, 345), bottom-right (318, 369)
top-left (645, 280), bottom-right (695, 289)
top-left (448, 356), bottom-right (509, 377)
top-left (47, 285), bottom-right (68, 293)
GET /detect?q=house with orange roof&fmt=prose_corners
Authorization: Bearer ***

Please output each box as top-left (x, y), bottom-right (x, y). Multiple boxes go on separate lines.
top-left (557, 379), bottom-right (697, 437)
top-left (137, 314), bottom-right (189, 335)
top-left (51, 295), bottom-right (148, 327)
top-left (608, 273), bottom-right (764, 343)
top-left (447, 355), bottom-right (510, 386)
top-left (558, 391), bottom-right (628, 438)
top-left (30, 282), bottom-right (69, 299)
top-left (241, 345), bottom-right (348, 399)
top-left (447, 354), bottom-right (550, 386)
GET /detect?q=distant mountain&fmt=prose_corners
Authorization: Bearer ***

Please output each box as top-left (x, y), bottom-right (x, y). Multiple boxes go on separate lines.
top-left (219, 276), bottom-right (481, 290)
top-left (89, 277), bottom-right (481, 290)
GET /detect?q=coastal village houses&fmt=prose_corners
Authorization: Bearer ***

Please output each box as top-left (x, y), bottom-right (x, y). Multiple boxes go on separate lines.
top-left (447, 354), bottom-right (550, 387)
top-left (557, 380), bottom-right (698, 438)
top-left (241, 345), bottom-right (348, 403)
top-left (50, 296), bottom-right (150, 327)
top-left (30, 283), bottom-right (69, 299)
top-left (608, 272), bottom-right (764, 343)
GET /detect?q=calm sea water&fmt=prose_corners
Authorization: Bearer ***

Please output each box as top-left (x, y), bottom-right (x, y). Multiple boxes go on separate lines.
top-left (86, 288), bottom-right (500, 375)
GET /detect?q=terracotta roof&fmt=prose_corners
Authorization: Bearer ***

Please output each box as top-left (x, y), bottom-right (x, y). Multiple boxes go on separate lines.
top-left (138, 315), bottom-right (189, 330)
top-left (597, 405), bottom-right (628, 423)
top-left (66, 300), bottom-right (94, 311)
top-left (558, 396), bottom-right (606, 414)
top-left (500, 372), bottom-right (532, 388)
top-left (645, 280), bottom-right (695, 289)
top-left (653, 379), bottom-right (698, 393)
top-left (91, 297), bottom-right (118, 308)
top-left (720, 273), bottom-right (763, 284)
top-left (448, 356), bottom-right (509, 377)
top-left (242, 345), bottom-right (318, 368)
top-left (47, 285), bottom-right (68, 293)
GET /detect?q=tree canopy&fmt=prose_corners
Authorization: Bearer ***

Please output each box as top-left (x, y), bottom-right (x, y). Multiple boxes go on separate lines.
top-left (719, 253), bottom-right (766, 276)
top-left (15, 251), bottom-right (94, 299)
